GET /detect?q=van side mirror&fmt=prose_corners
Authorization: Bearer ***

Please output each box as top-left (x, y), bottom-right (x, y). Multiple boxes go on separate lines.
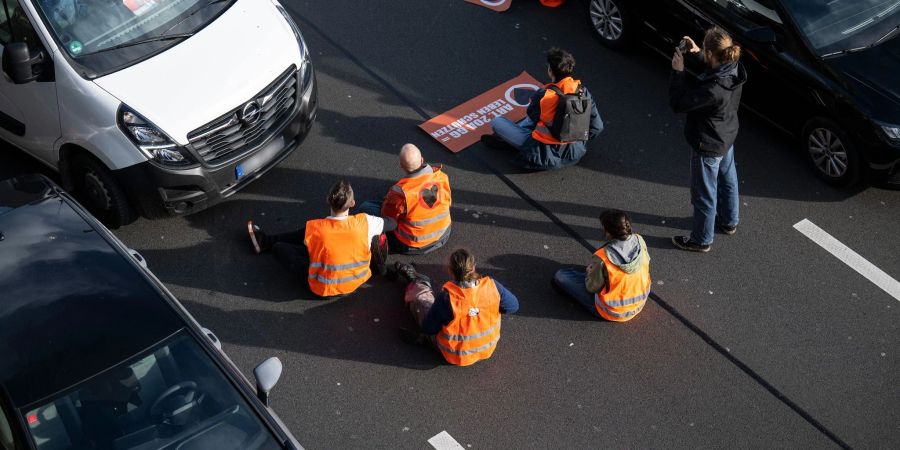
top-left (2, 42), bottom-right (43, 84)
top-left (746, 27), bottom-right (778, 46)
top-left (253, 357), bottom-right (282, 406)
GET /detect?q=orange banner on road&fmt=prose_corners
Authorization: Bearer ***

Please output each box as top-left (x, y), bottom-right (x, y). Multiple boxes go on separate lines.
top-left (419, 71), bottom-right (542, 153)
top-left (465, 0), bottom-right (512, 12)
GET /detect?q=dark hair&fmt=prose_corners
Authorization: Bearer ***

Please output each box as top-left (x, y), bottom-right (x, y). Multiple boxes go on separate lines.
top-left (704, 26), bottom-right (741, 64)
top-left (327, 180), bottom-right (353, 212)
top-left (449, 248), bottom-right (479, 283)
top-left (600, 209), bottom-right (633, 241)
top-left (546, 47), bottom-right (576, 80)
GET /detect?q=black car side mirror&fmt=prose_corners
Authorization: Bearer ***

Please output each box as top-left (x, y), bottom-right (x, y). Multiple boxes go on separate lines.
top-left (746, 27), bottom-right (778, 46)
top-left (2, 42), bottom-right (43, 84)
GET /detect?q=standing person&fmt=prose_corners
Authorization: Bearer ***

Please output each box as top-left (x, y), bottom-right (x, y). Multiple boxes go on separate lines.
top-left (552, 210), bottom-right (651, 321)
top-left (669, 27), bottom-right (746, 252)
top-left (481, 47), bottom-right (604, 170)
top-left (246, 181), bottom-right (394, 298)
top-left (358, 143), bottom-right (452, 255)
top-left (393, 249), bottom-right (519, 366)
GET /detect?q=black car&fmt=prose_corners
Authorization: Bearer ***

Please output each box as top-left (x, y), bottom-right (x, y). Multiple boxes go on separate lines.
top-left (587, 0), bottom-right (900, 186)
top-left (0, 175), bottom-right (303, 450)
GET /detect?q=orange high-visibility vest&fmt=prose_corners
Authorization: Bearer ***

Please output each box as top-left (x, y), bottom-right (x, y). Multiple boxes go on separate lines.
top-left (531, 77), bottom-right (582, 145)
top-left (540, 0), bottom-right (566, 7)
top-left (392, 165), bottom-right (452, 248)
top-left (594, 235), bottom-right (651, 322)
top-left (436, 277), bottom-right (502, 366)
top-left (304, 214), bottom-right (371, 297)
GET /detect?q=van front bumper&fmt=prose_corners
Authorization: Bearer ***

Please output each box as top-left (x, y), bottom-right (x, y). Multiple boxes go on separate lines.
top-left (115, 73), bottom-right (317, 218)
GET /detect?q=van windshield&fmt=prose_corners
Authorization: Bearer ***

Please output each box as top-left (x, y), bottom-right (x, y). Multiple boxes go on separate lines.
top-left (781, 0), bottom-right (900, 56)
top-left (21, 332), bottom-right (281, 450)
top-left (31, 0), bottom-right (234, 76)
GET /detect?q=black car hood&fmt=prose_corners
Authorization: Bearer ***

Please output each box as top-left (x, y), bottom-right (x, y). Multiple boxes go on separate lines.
top-left (825, 37), bottom-right (900, 123)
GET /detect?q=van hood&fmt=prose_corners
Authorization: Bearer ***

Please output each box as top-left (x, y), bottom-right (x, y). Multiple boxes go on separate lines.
top-left (825, 37), bottom-right (900, 123)
top-left (93, 0), bottom-right (302, 145)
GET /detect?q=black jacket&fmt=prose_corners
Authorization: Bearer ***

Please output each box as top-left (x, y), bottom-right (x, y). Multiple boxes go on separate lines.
top-left (669, 61), bottom-right (748, 156)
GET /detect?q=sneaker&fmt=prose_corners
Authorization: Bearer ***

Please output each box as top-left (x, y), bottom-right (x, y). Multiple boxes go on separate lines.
top-left (394, 262), bottom-right (419, 284)
top-left (480, 133), bottom-right (515, 151)
top-left (247, 220), bottom-right (269, 254)
top-left (399, 328), bottom-right (428, 347)
top-left (716, 223), bottom-right (737, 235)
top-left (672, 236), bottom-right (711, 253)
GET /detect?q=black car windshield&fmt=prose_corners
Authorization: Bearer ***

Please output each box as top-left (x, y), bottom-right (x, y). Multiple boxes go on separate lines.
top-left (31, 0), bottom-right (234, 76)
top-left (21, 332), bottom-right (281, 450)
top-left (781, 0), bottom-right (900, 55)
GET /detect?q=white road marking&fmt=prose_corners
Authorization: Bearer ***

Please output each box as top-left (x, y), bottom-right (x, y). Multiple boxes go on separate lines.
top-left (428, 431), bottom-right (465, 450)
top-left (794, 219), bottom-right (900, 301)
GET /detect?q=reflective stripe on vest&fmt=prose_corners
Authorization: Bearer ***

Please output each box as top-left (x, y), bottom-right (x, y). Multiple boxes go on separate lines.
top-left (531, 77), bottom-right (581, 145)
top-left (305, 213), bottom-right (372, 297)
top-left (393, 166), bottom-right (452, 248)
top-left (593, 234), bottom-right (651, 322)
top-left (436, 277), bottom-right (502, 366)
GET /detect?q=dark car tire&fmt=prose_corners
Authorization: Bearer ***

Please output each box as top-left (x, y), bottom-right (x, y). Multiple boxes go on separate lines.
top-left (70, 154), bottom-right (136, 229)
top-left (587, 0), bottom-right (633, 49)
top-left (801, 118), bottom-right (862, 187)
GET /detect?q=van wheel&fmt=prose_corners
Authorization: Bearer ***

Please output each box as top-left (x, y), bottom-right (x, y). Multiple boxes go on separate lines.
top-left (71, 154), bottom-right (136, 228)
top-left (801, 118), bottom-right (861, 187)
top-left (587, 0), bottom-right (632, 49)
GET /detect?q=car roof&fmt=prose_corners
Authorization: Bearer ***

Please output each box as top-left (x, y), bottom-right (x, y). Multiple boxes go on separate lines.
top-left (0, 175), bottom-right (183, 408)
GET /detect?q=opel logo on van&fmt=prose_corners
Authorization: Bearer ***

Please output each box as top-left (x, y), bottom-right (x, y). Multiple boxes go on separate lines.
top-left (240, 101), bottom-right (261, 124)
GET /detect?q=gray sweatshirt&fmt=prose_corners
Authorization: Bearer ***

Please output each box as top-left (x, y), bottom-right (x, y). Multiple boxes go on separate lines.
top-left (586, 234), bottom-right (648, 293)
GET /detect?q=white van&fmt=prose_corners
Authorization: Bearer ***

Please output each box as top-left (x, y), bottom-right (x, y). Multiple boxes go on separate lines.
top-left (0, 0), bottom-right (317, 227)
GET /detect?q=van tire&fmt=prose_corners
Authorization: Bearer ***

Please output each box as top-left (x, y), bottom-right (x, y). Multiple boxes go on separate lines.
top-left (587, 0), bottom-right (633, 49)
top-left (801, 118), bottom-right (861, 187)
top-left (70, 154), bottom-right (136, 228)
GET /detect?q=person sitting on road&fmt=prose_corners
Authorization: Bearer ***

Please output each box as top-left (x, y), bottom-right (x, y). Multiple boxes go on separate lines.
top-left (552, 210), bottom-right (651, 321)
top-left (247, 180), bottom-right (395, 298)
top-left (481, 47), bottom-right (604, 170)
top-left (394, 248), bottom-right (519, 366)
top-left (358, 143), bottom-right (452, 255)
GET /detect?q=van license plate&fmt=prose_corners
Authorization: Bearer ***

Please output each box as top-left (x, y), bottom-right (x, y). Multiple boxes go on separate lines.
top-left (235, 164), bottom-right (245, 180)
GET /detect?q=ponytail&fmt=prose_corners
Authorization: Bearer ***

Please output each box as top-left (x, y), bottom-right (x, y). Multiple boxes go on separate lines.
top-left (703, 26), bottom-right (741, 65)
top-left (600, 209), bottom-right (633, 241)
top-left (449, 248), bottom-right (480, 283)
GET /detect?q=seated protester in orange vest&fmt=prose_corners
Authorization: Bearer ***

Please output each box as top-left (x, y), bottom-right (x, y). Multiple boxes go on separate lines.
top-left (393, 249), bottom-right (519, 366)
top-left (552, 210), bottom-right (651, 321)
top-left (246, 181), bottom-right (396, 298)
top-left (481, 48), bottom-right (604, 170)
top-left (357, 143), bottom-right (452, 255)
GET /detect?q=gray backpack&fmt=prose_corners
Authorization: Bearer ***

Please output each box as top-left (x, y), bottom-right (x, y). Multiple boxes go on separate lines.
top-left (547, 84), bottom-right (592, 142)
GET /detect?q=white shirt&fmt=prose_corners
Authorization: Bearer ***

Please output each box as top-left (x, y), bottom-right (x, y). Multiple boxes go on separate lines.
top-left (326, 214), bottom-right (384, 245)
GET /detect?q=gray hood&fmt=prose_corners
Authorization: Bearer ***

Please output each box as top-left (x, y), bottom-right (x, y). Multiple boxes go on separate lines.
top-left (603, 235), bottom-right (643, 274)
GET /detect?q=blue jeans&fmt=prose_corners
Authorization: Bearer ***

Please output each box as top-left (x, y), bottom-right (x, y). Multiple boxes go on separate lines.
top-left (491, 117), bottom-right (534, 150)
top-left (553, 267), bottom-right (601, 318)
top-left (690, 146), bottom-right (739, 245)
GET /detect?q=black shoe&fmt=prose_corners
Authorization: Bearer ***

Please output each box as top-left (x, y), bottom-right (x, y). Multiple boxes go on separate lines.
top-left (394, 262), bottom-right (419, 284)
top-left (399, 328), bottom-right (428, 347)
top-left (672, 236), bottom-right (711, 253)
top-left (247, 220), bottom-right (270, 254)
top-left (716, 223), bottom-right (737, 235)
top-left (480, 133), bottom-right (515, 151)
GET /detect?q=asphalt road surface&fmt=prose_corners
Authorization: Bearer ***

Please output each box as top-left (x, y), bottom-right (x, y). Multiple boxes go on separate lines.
top-left (4, 1), bottom-right (899, 448)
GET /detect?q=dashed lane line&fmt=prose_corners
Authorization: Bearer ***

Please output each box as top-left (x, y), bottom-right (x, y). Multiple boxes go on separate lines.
top-left (794, 218), bottom-right (900, 302)
top-left (428, 431), bottom-right (466, 450)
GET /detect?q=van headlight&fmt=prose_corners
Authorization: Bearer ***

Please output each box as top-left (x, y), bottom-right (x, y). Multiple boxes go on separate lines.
top-left (118, 106), bottom-right (195, 167)
top-left (271, 0), bottom-right (309, 62)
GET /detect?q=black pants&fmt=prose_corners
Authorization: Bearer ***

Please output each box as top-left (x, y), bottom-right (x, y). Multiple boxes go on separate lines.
top-left (266, 228), bottom-right (389, 277)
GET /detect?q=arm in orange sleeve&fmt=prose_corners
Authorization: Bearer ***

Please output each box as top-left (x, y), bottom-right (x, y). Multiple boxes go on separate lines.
top-left (381, 185), bottom-right (406, 221)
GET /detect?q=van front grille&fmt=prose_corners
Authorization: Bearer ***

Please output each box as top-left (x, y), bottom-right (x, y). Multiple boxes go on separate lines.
top-left (187, 65), bottom-right (298, 165)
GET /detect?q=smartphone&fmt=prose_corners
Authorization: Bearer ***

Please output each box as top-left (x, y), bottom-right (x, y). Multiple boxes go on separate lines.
top-left (677, 39), bottom-right (690, 53)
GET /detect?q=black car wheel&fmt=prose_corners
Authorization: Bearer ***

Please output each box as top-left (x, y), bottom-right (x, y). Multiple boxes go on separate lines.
top-left (587, 0), bottom-right (632, 49)
top-left (71, 154), bottom-right (136, 228)
top-left (802, 118), bottom-right (861, 187)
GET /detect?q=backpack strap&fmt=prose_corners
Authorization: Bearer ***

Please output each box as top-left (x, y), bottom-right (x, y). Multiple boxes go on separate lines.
top-left (547, 84), bottom-right (564, 96)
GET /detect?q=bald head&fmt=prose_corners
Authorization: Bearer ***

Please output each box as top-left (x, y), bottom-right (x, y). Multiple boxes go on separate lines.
top-left (399, 143), bottom-right (424, 173)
